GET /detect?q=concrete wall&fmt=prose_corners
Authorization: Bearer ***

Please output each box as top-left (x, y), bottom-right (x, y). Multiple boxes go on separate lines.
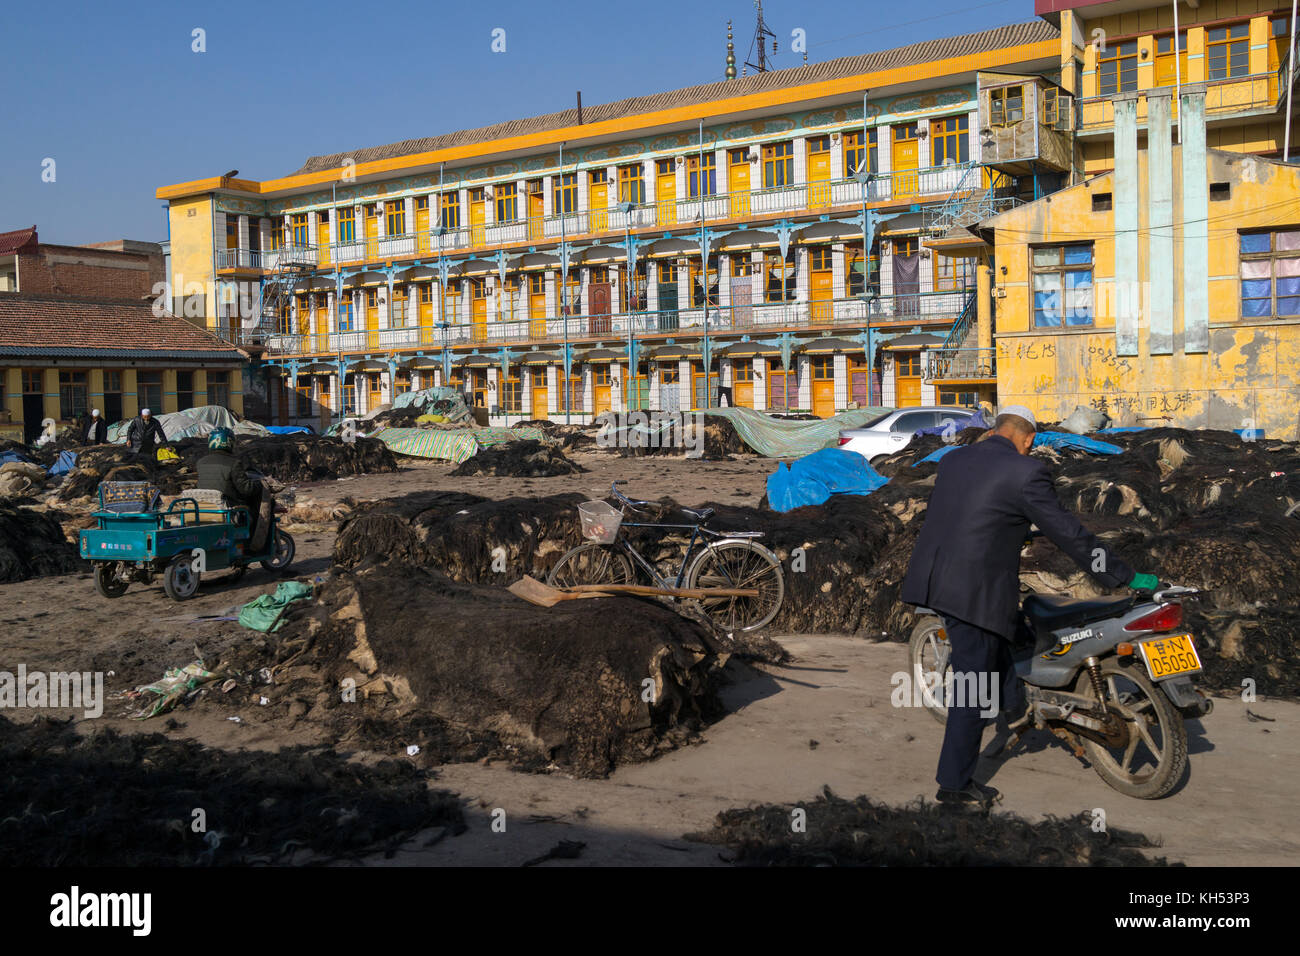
top-left (992, 142), bottom-right (1300, 438)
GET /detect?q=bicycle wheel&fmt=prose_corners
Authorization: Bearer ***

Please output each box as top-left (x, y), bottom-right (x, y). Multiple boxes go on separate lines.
top-left (684, 539), bottom-right (784, 633)
top-left (546, 543), bottom-right (635, 588)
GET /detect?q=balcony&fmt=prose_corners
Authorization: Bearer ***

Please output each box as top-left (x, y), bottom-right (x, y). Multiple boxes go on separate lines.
top-left (254, 291), bottom-right (971, 358)
top-left (1075, 72), bottom-right (1278, 134)
top-left (224, 163), bottom-right (978, 275)
top-left (925, 347), bottom-right (995, 382)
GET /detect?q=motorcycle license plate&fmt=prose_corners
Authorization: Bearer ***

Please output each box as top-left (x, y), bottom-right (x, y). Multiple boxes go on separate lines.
top-left (1137, 633), bottom-right (1202, 681)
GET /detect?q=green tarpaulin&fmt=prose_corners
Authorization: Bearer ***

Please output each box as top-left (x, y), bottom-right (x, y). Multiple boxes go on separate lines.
top-left (238, 581), bottom-right (315, 633)
top-left (703, 406), bottom-right (892, 459)
top-left (368, 425), bottom-right (545, 462)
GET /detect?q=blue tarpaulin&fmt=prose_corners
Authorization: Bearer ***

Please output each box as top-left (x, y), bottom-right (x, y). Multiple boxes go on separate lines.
top-left (0, 450), bottom-right (32, 466)
top-left (1033, 431), bottom-right (1123, 454)
top-left (918, 432), bottom-right (1123, 465)
top-left (918, 445), bottom-right (960, 464)
top-left (265, 425), bottom-right (313, 435)
top-left (1097, 426), bottom-right (1148, 434)
top-left (49, 450), bottom-right (78, 475)
top-left (766, 448), bottom-right (889, 512)
top-left (915, 410), bottom-right (991, 437)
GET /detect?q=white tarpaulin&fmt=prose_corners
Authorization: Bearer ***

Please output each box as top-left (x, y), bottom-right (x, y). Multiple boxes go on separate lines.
top-left (106, 405), bottom-right (269, 444)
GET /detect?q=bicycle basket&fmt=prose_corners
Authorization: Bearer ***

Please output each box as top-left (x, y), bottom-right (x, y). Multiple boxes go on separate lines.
top-left (578, 500), bottom-right (622, 544)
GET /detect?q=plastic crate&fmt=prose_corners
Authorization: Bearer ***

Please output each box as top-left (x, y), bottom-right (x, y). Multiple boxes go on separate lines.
top-left (578, 500), bottom-right (622, 544)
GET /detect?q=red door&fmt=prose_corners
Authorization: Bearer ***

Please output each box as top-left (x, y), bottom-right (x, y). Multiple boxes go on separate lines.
top-left (588, 282), bottom-right (612, 334)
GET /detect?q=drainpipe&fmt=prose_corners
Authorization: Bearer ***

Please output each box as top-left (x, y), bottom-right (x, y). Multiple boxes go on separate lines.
top-left (976, 263), bottom-right (993, 353)
top-left (699, 118), bottom-right (710, 409)
top-left (1287, 0), bottom-right (1298, 160)
top-left (1173, 0), bottom-right (1182, 143)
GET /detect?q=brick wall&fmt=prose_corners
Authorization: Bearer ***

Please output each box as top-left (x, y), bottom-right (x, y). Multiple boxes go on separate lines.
top-left (16, 244), bottom-right (163, 301)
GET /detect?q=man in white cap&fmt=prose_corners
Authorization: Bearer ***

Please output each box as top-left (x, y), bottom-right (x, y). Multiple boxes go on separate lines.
top-left (126, 407), bottom-right (166, 456)
top-left (901, 404), bottom-right (1157, 809)
top-left (84, 408), bottom-right (107, 445)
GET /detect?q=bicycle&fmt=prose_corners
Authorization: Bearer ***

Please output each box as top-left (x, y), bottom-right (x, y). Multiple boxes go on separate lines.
top-left (547, 481), bottom-right (786, 633)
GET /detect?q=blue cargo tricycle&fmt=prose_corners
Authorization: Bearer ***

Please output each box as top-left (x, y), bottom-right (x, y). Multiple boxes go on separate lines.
top-left (79, 481), bottom-right (295, 601)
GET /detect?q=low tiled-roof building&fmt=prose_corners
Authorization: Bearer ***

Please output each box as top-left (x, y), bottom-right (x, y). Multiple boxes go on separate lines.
top-left (0, 293), bottom-right (246, 442)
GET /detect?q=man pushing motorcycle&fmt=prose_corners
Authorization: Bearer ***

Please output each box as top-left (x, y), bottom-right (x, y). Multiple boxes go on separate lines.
top-left (901, 406), bottom-right (1158, 810)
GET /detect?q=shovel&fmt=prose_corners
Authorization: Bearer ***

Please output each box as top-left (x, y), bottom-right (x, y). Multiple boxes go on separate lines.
top-left (508, 575), bottom-right (760, 608)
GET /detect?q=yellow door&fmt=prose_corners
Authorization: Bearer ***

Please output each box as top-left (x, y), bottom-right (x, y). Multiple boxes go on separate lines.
top-left (366, 291), bottom-right (380, 349)
top-left (528, 188), bottom-right (544, 241)
top-left (732, 362), bottom-right (754, 408)
top-left (895, 350), bottom-right (921, 406)
top-left (892, 125), bottom-right (920, 198)
top-left (364, 208), bottom-right (379, 261)
top-left (317, 219), bottom-right (331, 266)
top-left (590, 181), bottom-right (608, 233)
top-left (416, 203), bottom-right (430, 255)
top-left (225, 220), bottom-right (237, 250)
top-left (531, 375), bottom-right (549, 418)
top-left (592, 364), bottom-right (611, 414)
top-left (367, 373), bottom-right (383, 412)
top-left (470, 190), bottom-right (486, 246)
top-left (806, 136), bottom-right (831, 209)
top-left (471, 279), bottom-right (487, 343)
top-left (809, 246), bottom-right (833, 324)
top-left (318, 381), bottom-right (331, 429)
top-left (419, 288), bottom-right (436, 344)
top-left (296, 299), bottom-right (310, 338)
top-left (728, 149), bottom-right (750, 218)
top-left (315, 304), bottom-right (329, 352)
top-left (528, 273), bottom-right (547, 338)
top-left (656, 160), bottom-right (676, 226)
top-left (811, 355), bottom-right (836, 418)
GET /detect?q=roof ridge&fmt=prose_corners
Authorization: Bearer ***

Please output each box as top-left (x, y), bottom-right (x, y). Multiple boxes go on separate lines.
top-left (292, 19), bottom-right (1057, 176)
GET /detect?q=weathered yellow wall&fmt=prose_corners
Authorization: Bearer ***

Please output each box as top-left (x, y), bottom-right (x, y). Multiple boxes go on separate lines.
top-left (168, 196), bottom-right (215, 329)
top-left (994, 148), bottom-right (1300, 438)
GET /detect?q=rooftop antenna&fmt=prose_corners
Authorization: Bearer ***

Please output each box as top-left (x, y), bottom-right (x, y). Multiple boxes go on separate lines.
top-left (744, 0), bottom-right (777, 74)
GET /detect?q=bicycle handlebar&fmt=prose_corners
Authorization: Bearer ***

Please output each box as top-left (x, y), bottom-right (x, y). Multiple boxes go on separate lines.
top-left (611, 480), bottom-right (653, 511)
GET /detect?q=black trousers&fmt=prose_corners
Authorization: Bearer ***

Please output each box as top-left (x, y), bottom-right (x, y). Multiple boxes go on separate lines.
top-left (936, 616), bottom-right (1025, 791)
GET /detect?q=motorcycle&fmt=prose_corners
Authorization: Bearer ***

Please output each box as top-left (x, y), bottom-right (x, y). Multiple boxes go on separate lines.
top-left (909, 584), bottom-right (1211, 799)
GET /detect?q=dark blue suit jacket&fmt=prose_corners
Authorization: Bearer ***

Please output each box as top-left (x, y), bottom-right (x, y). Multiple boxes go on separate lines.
top-left (900, 434), bottom-right (1135, 637)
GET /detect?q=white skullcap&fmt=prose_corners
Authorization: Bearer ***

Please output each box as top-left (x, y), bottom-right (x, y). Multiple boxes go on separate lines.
top-left (998, 404), bottom-right (1037, 429)
top-left (141, 408), bottom-right (152, 415)
top-left (91, 408), bottom-right (100, 416)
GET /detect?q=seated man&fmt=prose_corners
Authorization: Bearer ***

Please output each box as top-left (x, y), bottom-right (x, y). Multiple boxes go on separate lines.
top-left (195, 428), bottom-right (263, 543)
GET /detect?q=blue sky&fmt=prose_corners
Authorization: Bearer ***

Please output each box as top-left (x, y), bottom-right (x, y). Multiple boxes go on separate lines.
top-left (0, 0), bottom-right (1032, 244)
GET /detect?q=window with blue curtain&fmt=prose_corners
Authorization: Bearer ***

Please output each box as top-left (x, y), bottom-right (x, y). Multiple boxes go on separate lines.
top-left (1032, 244), bottom-right (1093, 327)
top-left (1240, 230), bottom-right (1300, 318)
top-left (338, 299), bottom-right (354, 332)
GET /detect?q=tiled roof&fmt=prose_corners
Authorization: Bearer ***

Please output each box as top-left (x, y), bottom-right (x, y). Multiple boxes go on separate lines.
top-left (294, 20), bottom-right (1058, 174)
top-left (0, 293), bottom-right (245, 361)
top-left (0, 226), bottom-right (39, 257)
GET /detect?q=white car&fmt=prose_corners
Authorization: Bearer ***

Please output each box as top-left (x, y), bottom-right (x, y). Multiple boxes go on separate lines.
top-left (836, 406), bottom-right (979, 461)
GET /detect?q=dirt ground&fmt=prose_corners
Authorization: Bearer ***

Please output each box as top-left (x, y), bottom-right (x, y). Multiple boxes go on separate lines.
top-left (4, 450), bottom-right (1296, 866)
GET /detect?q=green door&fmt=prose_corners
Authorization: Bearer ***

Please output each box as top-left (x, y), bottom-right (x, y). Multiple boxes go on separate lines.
top-left (657, 283), bottom-right (678, 331)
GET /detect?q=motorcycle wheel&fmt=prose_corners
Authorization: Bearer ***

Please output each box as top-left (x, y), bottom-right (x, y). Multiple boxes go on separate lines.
top-left (908, 616), bottom-right (951, 724)
top-left (1072, 658), bottom-right (1187, 799)
top-left (93, 561), bottom-right (130, 599)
